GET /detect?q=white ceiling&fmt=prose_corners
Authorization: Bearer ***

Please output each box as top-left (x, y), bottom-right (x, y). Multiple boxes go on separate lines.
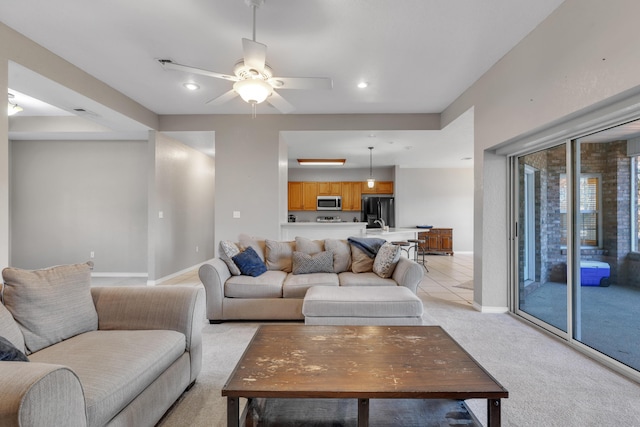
top-left (2, 0), bottom-right (567, 166)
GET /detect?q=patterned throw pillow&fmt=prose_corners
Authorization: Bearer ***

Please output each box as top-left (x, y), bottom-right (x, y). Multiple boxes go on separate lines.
top-left (219, 240), bottom-right (241, 276)
top-left (265, 239), bottom-right (296, 272)
top-left (232, 247), bottom-right (267, 277)
top-left (292, 251), bottom-right (334, 275)
top-left (373, 242), bottom-right (402, 278)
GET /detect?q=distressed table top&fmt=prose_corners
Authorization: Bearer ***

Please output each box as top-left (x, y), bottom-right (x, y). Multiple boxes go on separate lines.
top-left (222, 325), bottom-right (508, 400)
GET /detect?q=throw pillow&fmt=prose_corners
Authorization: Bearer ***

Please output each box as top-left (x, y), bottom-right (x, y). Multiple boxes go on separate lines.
top-left (292, 251), bottom-right (334, 275)
top-left (295, 236), bottom-right (325, 255)
top-left (219, 240), bottom-right (242, 276)
top-left (373, 242), bottom-right (402, 278)
top-left (0, 336), bottom-right (29, 362)
top-left (324, 238), bottom-right (352, 273)
top-left (1, 262), bottom-right (98, 354)
top-left (350, 244), bottom-right (374, 273)
top-left (265, 239), bottom-right (295, 272)
top-left (232, 247), bottom-right (267, 277)
top-left (238, 234), bottom-right (266, 262)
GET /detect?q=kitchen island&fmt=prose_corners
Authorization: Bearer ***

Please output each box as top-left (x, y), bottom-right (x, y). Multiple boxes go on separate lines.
top-left (281, 222), bottom-right (367, 240)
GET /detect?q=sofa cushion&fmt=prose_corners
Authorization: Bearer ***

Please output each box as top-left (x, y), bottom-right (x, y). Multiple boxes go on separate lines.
top-left (0, 302), bottom-right (25, 354)
top-left (324, 239), bottom-right (352, 273)
top-left (283, 273), bottom-right (339, 298)
top-left (1, 262), bottom-right (98, 354)
top-left (224, 271), bottom-right (287, 298)
top-left (350, 245), bottom-right (374, 273)
top-left (338, 271), bottom-right (399, 287)
top-left (29, 329), bottom-right (185, 427)
top-left (232, 247), bottom-right (267, 277)
top-left (295, 236), bottom-right (324, 255)
top-left (373, 242), bottom-right (401, 278)
top-left (265, 239), bottom-right (295, 272)
top-left (292, 251), bottom-right (334, 275)
top-left (238, 234), bottom-right (266, 261)
top-left (219, 240), bottom-right (242, 276)
top-left (0, 335), bottom-right (29, 361)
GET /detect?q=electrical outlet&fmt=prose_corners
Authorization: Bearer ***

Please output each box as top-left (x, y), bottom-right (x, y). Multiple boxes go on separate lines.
top-left (158, 211), bottom-right (164, 219)
top-left (90, 251), bottom-right (95, 258)
top-left (196, 246), bottom-right (199, 253)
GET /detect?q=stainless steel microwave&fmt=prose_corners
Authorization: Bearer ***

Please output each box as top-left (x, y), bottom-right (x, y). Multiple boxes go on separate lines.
top-left (317, 196), bottom-right (342, 211)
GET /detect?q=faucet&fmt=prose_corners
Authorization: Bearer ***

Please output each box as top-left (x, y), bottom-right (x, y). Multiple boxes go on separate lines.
top-left (374, 219), bottom-right (385, 228)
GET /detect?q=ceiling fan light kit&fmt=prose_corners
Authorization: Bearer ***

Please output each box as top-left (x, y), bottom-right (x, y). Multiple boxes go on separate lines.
top-left (7, 93), bottom-right (23, 116)
top-left (158, 0), bottom-right (331, 117)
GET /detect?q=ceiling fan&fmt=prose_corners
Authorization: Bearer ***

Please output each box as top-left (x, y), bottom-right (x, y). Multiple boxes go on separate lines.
top-left (158, 0), bottom-right (332, 115)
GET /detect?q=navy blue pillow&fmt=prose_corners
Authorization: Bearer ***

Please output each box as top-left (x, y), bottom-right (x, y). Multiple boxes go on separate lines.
top-left (0, 336), bottom-right (29, 362)
top-left (232, 246), bottom-right (267, 277)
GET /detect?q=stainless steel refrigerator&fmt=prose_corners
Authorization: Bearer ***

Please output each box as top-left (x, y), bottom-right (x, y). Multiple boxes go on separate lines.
top-left (361, 196), bottom-right (395, 228)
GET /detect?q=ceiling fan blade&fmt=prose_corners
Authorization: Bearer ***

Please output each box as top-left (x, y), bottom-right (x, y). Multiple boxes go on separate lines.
top-left (267, 90), bottom-right (295, 114)
top-left (242, 38), bottom-right (267, 71)
top-left (158, 59), bottom-right (237, 82)
top-left (269, 76), bottom-right (333, 90)
top-left (206, 89), bottom-right (238, 106)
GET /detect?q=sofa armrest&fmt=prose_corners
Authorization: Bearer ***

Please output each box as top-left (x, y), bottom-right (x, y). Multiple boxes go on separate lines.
top-left (392, 257), bottom-right (424, 294)
top-left (198, 258), bottom-right (231, 322)
top-left (91, 286), bottom-right (205, 382)
top-left (0, 363), bottom-right (86, 427)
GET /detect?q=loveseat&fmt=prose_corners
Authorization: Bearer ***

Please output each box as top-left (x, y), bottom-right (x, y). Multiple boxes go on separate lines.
top-left (199, 235), bottom-right (424, 323)
top-left (0, 262), bottom-right (205, 427)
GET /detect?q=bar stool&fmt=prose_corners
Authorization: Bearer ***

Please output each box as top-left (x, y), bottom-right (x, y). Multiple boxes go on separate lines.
top-left (407, 239), bottom-right (428, 272)
top-left (391, 241), bottom-right (411, 259)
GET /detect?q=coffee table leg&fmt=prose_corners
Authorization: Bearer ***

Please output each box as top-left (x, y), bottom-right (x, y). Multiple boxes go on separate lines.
top-left (358, 398), bottom-right (369, 427)
top-left (487, 399), bottom-right (501, 427)
top-left (227, 397), bottom-right (239, 427)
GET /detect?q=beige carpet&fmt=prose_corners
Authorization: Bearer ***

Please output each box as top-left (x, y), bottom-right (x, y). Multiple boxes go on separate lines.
top-left (158, 287), bottom-right (640, 427)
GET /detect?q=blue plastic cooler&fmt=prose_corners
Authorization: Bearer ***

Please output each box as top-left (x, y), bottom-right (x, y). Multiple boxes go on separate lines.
top-left (580, 261), bottom-right (610, 286)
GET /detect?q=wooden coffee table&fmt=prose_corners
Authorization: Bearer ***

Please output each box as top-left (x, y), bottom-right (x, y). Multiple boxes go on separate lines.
top-left (222, 325), bottom-right (508, 427)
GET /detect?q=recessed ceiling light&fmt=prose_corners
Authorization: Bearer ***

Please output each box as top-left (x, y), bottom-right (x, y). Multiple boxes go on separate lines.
top-left (297, 159), bottom-right (346, 166)
top-left (183, 82), bottom-right (200, 91)
top-left (357, 82), bottom-right (368, 89)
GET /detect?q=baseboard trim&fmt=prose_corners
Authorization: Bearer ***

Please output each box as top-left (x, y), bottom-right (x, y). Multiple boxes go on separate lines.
top-left (147, 259), bottom-right (215, 286)
top-left (472, 302), bottom-right (509, 313)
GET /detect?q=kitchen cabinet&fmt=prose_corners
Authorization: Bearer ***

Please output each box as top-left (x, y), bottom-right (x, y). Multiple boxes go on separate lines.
top-left (287, 182), bottom-right (303, 210)
top-left (418, 228), bottom-right (453, 255)
top-left (361, 181), bottom-right (394, 194)
top-left (302, 182), bottom-right (318, 210)
top-left (318, 182), bottom-right (342, 196)
top-left (341, 182), bottom-right (362, 211)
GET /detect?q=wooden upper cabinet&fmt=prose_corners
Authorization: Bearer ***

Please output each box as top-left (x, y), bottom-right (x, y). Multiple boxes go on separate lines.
top-left (287, 182), bottom-right (303, 211)
top-left (318, 182), bottom-right (342, 196)
top-left (302, 182), bottom-right (318, 210)
top-left (341, 182), bottom-right (362, 211)
top-left (361, 181), bottom-right (394, 194)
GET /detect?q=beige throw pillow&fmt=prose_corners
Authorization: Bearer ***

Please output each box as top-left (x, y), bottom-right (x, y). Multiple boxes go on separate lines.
top-left (265, 239), bottom-right (296, 272)
top-left (350, 244), bottom-right (374, 273)
top-left (1, 262), bottom-right (98, 354)
top-left (295, 236), bottom-right (325, 255)
top-left (238, 234), bottom-right (266, 262)
top-left (324, 238), bottom-right (352, 273)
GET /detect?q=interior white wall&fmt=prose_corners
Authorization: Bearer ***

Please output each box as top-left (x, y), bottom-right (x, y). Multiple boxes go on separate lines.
top-left (10, 139), bottom-right (148, 272)
top-left (442, 0), bottom-right (640, 311)
top-left (0, 58), bottom-right (8, 269)
top-left (395, 168), bottom-right (473, 252)
top-left (288, 167), bottom-right (394, 182)
top-left (148, 131), bottom-right (215, 281)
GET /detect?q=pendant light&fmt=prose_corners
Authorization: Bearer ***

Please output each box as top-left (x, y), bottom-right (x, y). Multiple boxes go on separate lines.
top-left (367, 146), bottom-right (375, 188)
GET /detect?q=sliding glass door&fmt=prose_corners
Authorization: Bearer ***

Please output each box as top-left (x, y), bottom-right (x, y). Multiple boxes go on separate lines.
top-left (513, 121), bottom-right (640, 375)
top-left (516, 143), bottom-right (568, 333)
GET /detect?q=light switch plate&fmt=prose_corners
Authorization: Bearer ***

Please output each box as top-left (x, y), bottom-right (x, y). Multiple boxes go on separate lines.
top-left (233, 211), bottom-right (241, 218)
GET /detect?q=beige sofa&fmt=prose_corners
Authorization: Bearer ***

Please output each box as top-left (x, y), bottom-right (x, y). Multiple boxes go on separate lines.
top-left (0, 262), bottom-right (204, 427)
top-left (199, 235), bottom-right (424, 323)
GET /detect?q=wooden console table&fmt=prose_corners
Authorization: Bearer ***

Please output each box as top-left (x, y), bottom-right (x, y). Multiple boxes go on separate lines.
top-left (419, 228), bottom-right (454, 255)
top-left (223, 325), bottom-right (507, 426)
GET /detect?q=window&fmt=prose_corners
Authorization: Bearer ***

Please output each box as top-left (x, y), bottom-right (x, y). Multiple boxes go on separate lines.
top-left (559, 173), bottom-right (601, 247)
